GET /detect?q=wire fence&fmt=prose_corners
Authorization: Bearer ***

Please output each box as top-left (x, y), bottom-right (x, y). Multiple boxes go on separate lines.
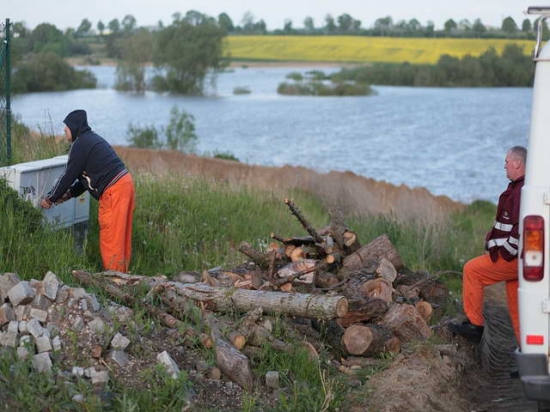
top-left (0, 19), bottom-right (11, 166)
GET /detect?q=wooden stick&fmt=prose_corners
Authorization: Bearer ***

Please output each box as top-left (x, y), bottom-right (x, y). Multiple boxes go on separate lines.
top-left (238, 241), bottom-right (269, 268)
top-left (284, 199), bottom-right (324, 244)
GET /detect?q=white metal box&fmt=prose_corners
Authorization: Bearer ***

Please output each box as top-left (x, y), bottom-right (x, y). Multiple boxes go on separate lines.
top-left (0, 155), bottom-right (90, 229)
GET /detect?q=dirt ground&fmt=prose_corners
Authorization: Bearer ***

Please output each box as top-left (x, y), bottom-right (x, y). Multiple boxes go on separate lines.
top-left (357, 283), bottom-right (539, 412)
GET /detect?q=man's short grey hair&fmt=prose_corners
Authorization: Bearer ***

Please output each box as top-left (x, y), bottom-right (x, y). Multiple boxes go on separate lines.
top-left (508, 146), bottom-right (527, 165)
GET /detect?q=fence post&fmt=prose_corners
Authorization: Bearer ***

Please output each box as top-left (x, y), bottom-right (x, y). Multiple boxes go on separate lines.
top-left (5, 18), bottom-right (11, 160)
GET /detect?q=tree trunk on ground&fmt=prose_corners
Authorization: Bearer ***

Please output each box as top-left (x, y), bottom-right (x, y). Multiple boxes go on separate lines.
top-left (342, 324), bottom-right (388, 356)
top-left (203, 313), bottom-right (253, 391)
top-left (375, 258), bottom-right (397, 283)
top-left (362, 278), bottom-right (393, 303)
top-left (342, 234), bottom-right (404, 272)
top-left (380, 303), bottom-right (431, 342)
top-left (91, 271), bottom-right (348, 319)
top-left (415, 301), bottom-right (433, 323)
top-left (336, 297), bottom-right (388, 328)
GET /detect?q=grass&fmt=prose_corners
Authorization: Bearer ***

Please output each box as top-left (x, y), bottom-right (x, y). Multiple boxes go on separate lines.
top-left (224, 35), bottom-right (534, 65)
top-left (0, 129), bottom-right (497, 411)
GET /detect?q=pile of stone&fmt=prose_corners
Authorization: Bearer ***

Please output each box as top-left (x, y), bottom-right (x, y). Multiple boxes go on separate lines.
top-left (0, 271), bottom-right (180, 388)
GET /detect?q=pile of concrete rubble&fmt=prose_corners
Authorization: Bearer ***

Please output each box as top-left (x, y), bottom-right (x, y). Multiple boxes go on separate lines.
top-left (0, 271), bottom-right (179, 389)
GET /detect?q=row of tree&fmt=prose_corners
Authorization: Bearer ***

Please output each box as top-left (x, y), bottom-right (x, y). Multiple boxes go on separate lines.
top-left (331, 44), bottom-right (534, 87)
top-left (12, 11), bottom-right (547, 40)
top-left (9, 11), bottom-right (226, 95)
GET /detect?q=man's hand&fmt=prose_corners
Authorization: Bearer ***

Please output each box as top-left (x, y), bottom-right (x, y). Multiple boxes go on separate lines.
top-left (40, 197), bottom-right (53, 209)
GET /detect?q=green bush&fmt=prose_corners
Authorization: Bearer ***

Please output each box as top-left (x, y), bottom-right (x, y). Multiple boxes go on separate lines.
top-left (12, 52), bottom-right (97, 93)
top-left (127, 106), bottom-right (197, 153)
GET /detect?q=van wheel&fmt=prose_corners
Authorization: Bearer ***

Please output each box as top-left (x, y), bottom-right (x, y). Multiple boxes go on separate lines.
top-left (538, 401), bottom-right (550, 411)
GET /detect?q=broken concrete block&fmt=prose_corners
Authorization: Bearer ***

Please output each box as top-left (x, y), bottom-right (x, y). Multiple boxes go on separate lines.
top-left (30, 294), bottom-right (53, 311)
top-left (30, 308), bottom-right (48, 323)
top-left (0, 321), bottom-right (19, 347)
top-left (265, 371), bottom-right (280, 388)
top-left (87, 294), bottom-right (101, 312)
top-left (157, 350), bottom-right (180, 379)
top-left (35, 335), bottom-right (52, 353)
top-left (90, 369), bottom-right (109, 385)
top-left (0, 273), bottom-right (21, 302)
top-left (70, 287), bottom-right (87, 299)
top-left (42, 272), bottom-right (60, 301)
top-left (14, 305), bottom-right (30, 321)
top-left (110, 332), bottom-right (130, 350)
top-left (0, 303), bottom-right (15, 327)
top-left (88, 318), bottom-right (105, 334)
top-left (56, 286), bottom-right (70, 304)
top-left (52, 335), bottom-right (62, 351)
top-left (27, 318), bottom-right (44, 338)
top-left (107, 350), bottom-right (129, 367)
top-left (72, 366), bottom-right (85, 377)
top-left (8, 281), bottom-right (35, 306)
top-left (32, 352), bottom-right (52, 373)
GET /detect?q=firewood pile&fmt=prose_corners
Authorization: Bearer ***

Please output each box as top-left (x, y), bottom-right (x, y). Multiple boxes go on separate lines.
top-left (75, 199), bottom-right (450, 389)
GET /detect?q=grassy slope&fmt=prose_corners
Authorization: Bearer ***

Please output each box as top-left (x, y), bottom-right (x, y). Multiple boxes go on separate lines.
top-left (225, 35), bottom-right (534, 64)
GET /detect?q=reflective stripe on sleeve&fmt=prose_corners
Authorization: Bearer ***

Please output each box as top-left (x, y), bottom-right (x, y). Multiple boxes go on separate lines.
top-left (487, 238), bottom-right (507, 248)
top-left (494, 221), bottom-right (513, 232)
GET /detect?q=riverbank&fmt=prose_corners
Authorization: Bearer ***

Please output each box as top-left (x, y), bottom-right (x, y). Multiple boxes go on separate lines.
top-left (114, 146), bottom-right (465, 223)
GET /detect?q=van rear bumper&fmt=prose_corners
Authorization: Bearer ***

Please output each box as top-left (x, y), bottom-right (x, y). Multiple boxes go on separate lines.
top-left (516, 349), bottom-right (550, 401)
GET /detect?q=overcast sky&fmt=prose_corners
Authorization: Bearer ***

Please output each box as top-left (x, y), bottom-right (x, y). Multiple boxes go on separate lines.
top-left (3, 0), bottom-right (536, 31)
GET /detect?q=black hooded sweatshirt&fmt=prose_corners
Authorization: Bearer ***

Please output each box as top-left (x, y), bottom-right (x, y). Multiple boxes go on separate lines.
top-left (47, 110), bottom-right (127, 202)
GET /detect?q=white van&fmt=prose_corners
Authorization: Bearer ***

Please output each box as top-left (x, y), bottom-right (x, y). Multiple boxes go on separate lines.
top-left (516, 6), bottom-right (550, 409)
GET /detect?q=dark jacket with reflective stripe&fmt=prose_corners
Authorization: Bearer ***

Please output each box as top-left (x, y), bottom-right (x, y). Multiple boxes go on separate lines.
top-left (486, 176), bottom-right (524, 262)
top-left (48, 110), bottom-right (127, 202)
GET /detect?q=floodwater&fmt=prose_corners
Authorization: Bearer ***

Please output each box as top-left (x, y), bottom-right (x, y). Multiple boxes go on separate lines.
top-left (11, 65), bottom-right (532, 204)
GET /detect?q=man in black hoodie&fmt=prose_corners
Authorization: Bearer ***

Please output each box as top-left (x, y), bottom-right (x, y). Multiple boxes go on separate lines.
top-left (40, 109), bottom-right (135, 273)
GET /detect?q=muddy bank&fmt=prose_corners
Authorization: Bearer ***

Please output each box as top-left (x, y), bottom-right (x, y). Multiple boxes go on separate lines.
top-left (114, 147), bottom-right (465, 223)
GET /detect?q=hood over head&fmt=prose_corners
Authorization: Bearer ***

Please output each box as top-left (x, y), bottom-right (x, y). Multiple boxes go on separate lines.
top-left (63, 109), bottom-right (91, 142)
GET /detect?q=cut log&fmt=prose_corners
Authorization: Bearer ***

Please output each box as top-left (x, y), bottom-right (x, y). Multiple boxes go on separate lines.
top-left (375, 258), bottom-right (397, 283)
top-left (169, 282), bottom-right (348, 320)
top-left (343, 230), bottom-right (361, 253)
top-left (92, 270), bottom-right (348, 319)
top-left (228, 331), bottom-right (247, 350)
top-left (204, 313), bottom-right (253, 391)
top-left (328, 208), bottom-right (346, 249)
top-left (415, 301), bottom-right (433, 323)
top-left (341, 324), bottom-right (388, 356)
top-left (271, 233), bottom-right (316, 247)
top-left (380, 303), bottom-right (432, 343)
top-left (214, 337), bottom-right (253, 390)
top-left (290, 247), bottom-right (307, 262)
top-left (316, 272), bottom-right (341, 289)
top-left (384, 336), bottom-right (401, 353)
top-left (362, 278), bottom-right (393, 303)
top-left (238, 241), bottom-right (270, 268)
top-left (336, 297), bottom-right (388, 328)
top-left (342, 234), bottom-right (404, 272)
top-left (325, 253), bottom-right (342, 265)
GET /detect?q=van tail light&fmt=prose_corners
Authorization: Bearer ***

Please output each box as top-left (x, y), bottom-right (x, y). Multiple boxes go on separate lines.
top-left (523, 215), bottom-right (545, 281)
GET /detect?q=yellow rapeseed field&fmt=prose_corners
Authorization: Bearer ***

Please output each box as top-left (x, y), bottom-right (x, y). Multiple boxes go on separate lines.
top-left (225, 36), bottom-right (535, 65)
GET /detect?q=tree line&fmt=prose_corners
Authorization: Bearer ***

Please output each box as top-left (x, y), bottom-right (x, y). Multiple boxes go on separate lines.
top-left (219, 12), bottom-right (548, 40)
top-left (331, 44), bottom-right (534, 87)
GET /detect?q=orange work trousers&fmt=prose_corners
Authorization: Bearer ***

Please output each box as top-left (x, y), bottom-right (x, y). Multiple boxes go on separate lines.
top-left (463, 253), bottom-right (519, 343)
top-left (98, 173), bottom-right (135, 273)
